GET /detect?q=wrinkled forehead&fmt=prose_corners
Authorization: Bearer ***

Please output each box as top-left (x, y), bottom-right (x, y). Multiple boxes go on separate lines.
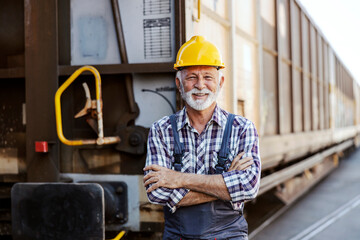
top-left (181, 65), bottom-right (218, 75)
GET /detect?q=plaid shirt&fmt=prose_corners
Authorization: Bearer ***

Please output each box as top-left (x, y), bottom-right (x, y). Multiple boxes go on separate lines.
top-left (145, 105), bottom-right (261, 213)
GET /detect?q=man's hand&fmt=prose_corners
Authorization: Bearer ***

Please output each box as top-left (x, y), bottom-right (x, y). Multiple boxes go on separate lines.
top-left (228, 152), bottom-right (254, 172)
top-left (143, 165), bottom-right (182, 192)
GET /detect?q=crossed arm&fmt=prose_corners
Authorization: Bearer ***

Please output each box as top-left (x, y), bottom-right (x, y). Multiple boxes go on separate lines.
top-left (144, 120), bottom-right (261, 210)
top-left (144, 152), bottom-right (253, 207)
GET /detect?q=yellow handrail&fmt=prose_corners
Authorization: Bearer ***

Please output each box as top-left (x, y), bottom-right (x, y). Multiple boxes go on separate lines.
top-left (195, 0), bottom-right (201, 22)
top-left (54, 65), bottom-right (119, 146)
top-left (109, 231), bottom-right (126, 240)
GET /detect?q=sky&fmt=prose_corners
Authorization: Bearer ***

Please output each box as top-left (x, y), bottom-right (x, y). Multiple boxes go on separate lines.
top-left (297, 0), bottom-right (360, 84)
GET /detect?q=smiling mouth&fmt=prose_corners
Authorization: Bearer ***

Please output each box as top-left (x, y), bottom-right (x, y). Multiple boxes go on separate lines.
top-left (192, 93), bottom-right (208, 99)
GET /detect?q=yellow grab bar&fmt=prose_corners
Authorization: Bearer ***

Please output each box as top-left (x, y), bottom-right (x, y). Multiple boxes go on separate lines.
top-left (54, 65), bottom-right (120, 146)
top-left (195, 0), bottom-right (201, 22)
top-left (108, 230), bottom-right (126, 240)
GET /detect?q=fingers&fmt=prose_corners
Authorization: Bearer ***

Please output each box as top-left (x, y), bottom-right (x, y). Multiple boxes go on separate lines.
top-left (228, 154), bottom-right (254, 172)
top-left (146, 182), bottom-right (160, 192)
top-left (233, 152), bottom-right (245, 162)
top-left (233, 157), bottom-right (253, 171)
top-left (239, 160), bottom-right (254, 170)
top-left (228, 153), bottom-right (247, 171)
top-left (237, 151), bottom-right (246, 158)
top-left (143, 164), bottom-right (161, 172)
top-left (144, 175), bottom-right (159, 188)
top-left (143, 171), bottom-right (155, 182)
top-left (143, 165), bottom-right (176, 192)
top-left (143, 170), bottom-right (161, 192)
top-left (229, 152), bottom-right (245, 170)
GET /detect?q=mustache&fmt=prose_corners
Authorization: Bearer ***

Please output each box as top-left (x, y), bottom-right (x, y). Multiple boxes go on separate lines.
top-left (186, 88), bottom-right (212, 94)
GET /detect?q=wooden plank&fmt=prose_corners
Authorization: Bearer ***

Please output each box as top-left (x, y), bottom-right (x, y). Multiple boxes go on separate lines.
top-left (277, 0), bottom-right (293, 134)
top-left (301, 13), bottom-right (311, 131)
top-left (276, 0), bottom-right (283, 134)
top-left (263, 52), bottom-right (278, 135)
top-left (0, 148), bottom-right (18, 174)
top-left (235, 0), bottom-right (256, 38)
top-left (260, 125), bottom-right (360, 169)
top-left (260, 0), bottom-right (277, 51)
top-left (279, 0), bottom-right (291, 59)
top-left (260, 129), bottom-right (333, 169)
top-left (318, 35), bottom-right (325, 130)
top-left (289, 1), bottom-right (302, 133)
top-left (310, 25), bottom-right (318, 130)
top-left (323, 43), bottom-right (330, 129)
top-left (260, 0), bottom-right (278, 135)
top-left (274, 158), bottom-right (336, 204)
top-left (259, 139), bottom-right (353, 194)
top-left (280, 63), bottom-right (292, 133)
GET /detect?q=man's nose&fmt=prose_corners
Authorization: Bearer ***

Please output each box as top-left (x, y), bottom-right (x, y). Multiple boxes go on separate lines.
top-left (194, 77), bottom-right (206, 90)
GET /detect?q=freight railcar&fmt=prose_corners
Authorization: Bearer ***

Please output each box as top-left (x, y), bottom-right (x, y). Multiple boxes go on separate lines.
top-left (0, 0), bottom-right (359, 239)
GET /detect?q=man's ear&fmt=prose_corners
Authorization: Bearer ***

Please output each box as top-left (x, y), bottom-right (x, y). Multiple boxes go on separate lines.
top-left (219, 75), bottom-right (225, 88)
top-left (176, 77), bottom-right (181, 91)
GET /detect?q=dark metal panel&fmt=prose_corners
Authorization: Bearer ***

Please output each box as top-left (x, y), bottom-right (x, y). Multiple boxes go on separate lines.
top-left (111, 0), bottom-right (128, 64)
top-left (111, 0), bottom-right (137, 114)
top-left (11, 183), bottom-right (104, 240)
top-left (175, 0), bottom-right (186, 110)
top-left (58, 0), bottom-right (71, 65)
top-left (0, 68), bottom-right (25, 79)
top-left (175, 0), bottom-right (186, 49)
top-left (58, 63), bottom-right (175, 76)
top-left (0, 0), bottom-right (24, 58)
top-left (25, 0), bottom-right (59, 182)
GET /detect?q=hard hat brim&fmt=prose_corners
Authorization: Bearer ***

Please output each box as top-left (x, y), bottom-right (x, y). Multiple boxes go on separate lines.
top-left (174, 64), bottom-right (225, 70)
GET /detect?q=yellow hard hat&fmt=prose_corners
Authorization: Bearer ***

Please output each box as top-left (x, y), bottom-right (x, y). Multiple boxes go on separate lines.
top-left (174, 35), bottom-right (225, 70)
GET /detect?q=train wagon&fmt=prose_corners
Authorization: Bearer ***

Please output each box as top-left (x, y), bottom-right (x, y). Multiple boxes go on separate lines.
top-left (0, 0), bottom-right (359, 239)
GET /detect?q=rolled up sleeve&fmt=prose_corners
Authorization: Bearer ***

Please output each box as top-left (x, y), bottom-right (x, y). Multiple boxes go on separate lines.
top-left (221, 121), bottom-right (261, 202)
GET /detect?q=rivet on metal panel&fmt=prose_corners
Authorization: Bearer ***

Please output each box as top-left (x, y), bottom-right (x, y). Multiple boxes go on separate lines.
top-left (116, 186), bottom-right (123, 194)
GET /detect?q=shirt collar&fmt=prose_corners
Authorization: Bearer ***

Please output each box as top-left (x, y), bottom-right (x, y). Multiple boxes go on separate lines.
top-left (176, 105), bottom-right (227, 131)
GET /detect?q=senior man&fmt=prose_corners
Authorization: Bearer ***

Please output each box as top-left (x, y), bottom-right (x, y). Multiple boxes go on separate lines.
top-left (144, 36), bottom-right (261, 240)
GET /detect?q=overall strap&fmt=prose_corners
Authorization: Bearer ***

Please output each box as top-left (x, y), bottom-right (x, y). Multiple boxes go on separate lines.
top-left (216, 113), bottom-right (235, 174)
top-left (170, 114), bottom-right (184, 171)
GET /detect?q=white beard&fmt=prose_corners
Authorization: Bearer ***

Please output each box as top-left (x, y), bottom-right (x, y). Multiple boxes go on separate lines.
top-left (180, 81), bottom-right (221, 111)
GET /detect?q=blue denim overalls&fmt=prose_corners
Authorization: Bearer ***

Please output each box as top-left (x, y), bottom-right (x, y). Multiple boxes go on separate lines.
top-left (163, 114), bottom-right (248, 240)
